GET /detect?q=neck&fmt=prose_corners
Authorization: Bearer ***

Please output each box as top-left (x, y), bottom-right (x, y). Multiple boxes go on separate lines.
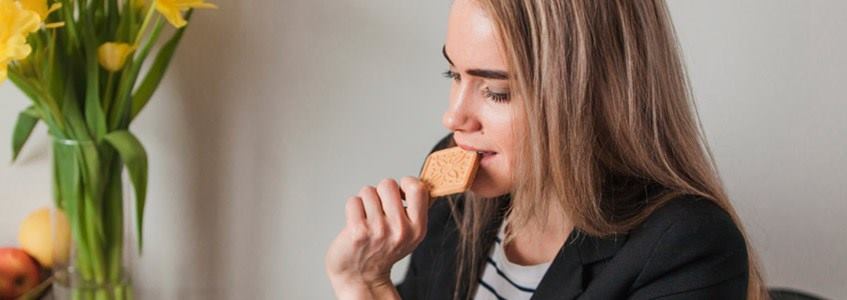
top-left (503, 202), bottom-right (574, 265)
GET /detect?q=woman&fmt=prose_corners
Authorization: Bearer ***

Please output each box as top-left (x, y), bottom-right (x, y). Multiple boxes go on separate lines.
top-left (325, 1), bottom-right (768, 299)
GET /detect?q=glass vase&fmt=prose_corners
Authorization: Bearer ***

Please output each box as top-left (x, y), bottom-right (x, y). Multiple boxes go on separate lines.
top-left (50, 136), bottom-right (136, 300)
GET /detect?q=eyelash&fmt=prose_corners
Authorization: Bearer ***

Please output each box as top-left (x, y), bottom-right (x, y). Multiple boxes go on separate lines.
top-left (483, 88), bottom-right (510, 103)
top-left (442, 70), bottom-right (511, 103)
top-left (442, 70), bottom-right (460, 81)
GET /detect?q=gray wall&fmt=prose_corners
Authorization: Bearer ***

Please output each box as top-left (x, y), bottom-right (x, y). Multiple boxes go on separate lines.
top-left (0, 1), bottom-right (844, 299)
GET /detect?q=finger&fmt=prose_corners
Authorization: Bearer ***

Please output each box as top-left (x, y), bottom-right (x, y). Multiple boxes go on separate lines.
top-left (377, 178), bottom-right (410, 225)
top-left (358, 185), bottom-right (384, 220)
top-left (400, 176), bottom-right (430, 227)
top-left (344, 196), bottom-right (366, 228)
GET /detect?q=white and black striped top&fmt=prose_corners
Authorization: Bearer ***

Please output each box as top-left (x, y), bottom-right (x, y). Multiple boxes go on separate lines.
top-left (473, 223), bottom-right (552, 300)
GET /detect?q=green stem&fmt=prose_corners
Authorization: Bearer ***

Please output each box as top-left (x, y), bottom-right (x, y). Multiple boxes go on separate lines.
top-left (60, 0), bottom-right (80, 48)
top-left (103, 157), bottom-right (124, 284)
top-left (56, 142), bottom-right (131, 300)
top-left (82, 194), bottom-right (106, 284)
top-left (133, 4), bottom-right (156, 47)
top-left (47, 29), bottom-right (57, 90)
top-left (103, 73), bottom-right (115, 114)
top-left (112, 17), bottom-right (164, 130)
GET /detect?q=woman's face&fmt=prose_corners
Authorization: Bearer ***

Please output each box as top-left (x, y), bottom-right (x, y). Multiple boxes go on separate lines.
top-left (442, 0), bottom-right (522, 198)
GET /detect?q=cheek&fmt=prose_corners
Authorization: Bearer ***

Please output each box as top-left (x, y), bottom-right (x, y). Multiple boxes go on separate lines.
top-left (502, 105), bottom-right (524, 172)
top-left (471, 102), bottom-right (523, 196)
top-left (472, 152), bottom-right (514, 197)
top-left (483, 126), bottom-right (518, 192)
top-left (492, 122), bottom-right (518, 170)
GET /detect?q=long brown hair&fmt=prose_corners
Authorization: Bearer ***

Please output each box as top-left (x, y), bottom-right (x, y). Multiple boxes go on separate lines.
top-left (446, 1), bottom-right (769, 299)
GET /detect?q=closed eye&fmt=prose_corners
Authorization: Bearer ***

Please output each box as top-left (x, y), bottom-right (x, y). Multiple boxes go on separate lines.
top-left (442, 69), bottom-right (460, 82)
top-left (483, 88), bottom-right (510, 103)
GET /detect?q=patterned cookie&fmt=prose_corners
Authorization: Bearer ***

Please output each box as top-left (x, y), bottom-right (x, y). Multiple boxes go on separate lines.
top-left (419, 146), bottom-right (480, 198)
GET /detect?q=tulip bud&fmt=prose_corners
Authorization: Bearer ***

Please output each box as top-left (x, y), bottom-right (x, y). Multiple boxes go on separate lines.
top-left (98, 42), bottom-right (134, 72)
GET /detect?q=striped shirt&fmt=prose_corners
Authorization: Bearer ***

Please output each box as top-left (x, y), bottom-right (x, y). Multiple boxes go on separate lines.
top-left (473, 223), bottom-right (552, 300)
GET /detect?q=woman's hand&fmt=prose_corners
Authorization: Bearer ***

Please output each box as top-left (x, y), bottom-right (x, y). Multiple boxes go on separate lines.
top-left (325, 177), bottom-right (431, 299)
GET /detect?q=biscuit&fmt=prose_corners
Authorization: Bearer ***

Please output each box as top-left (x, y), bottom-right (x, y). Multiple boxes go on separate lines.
top-left (419, 146), bottom-right (480, 198)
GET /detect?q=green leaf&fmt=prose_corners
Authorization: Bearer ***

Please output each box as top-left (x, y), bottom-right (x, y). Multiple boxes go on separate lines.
top-left (102, 131), bottom-right (148, 253)
top-left (131, 11), bottom-right (193, 120)
top-left (12, 106), bottom-right (40, 162)
top-left (84, 64), bottom-right (107, 140)
top-left (53, 140), bottom-right (97, 280)
top-left (59, 0), bottom-right (80, 48)
top-left (53, 141), bottom-right (83, 257)
top-left (60, 80), bottom-right (92, 141)
top-left (101, 159), bottom-right (124, 281)
top-left (107, 0), bottom-right (120, 37)
top-left (7, 72), bottom-right (66, 134)
top-left (112, 17), bottom-right (164, 130)
top-left (115, 0), bottom-right (134, 42)
top-left (79, 4), bottom-right (107, 140)
top-left (84, 80), bottom-right (107, 139)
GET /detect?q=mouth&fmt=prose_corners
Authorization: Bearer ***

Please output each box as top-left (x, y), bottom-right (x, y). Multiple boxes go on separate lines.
top-left (456, 144), bottom-right (498, 159)
top-left (476, 151), bottom-right (497, 158)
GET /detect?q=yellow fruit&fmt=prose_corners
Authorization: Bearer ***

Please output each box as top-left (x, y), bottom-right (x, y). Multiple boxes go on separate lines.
top-left (17, 207), bottom-right (71, 268)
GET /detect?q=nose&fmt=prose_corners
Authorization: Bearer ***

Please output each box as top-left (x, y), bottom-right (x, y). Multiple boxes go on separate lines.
top-left (442, 83), bottom-right (481, 133)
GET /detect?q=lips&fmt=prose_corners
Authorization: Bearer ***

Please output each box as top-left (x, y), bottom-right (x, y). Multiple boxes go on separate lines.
top-left (477, 151), bottom-right (497, 158)
top-left (456, 143), bottom-right (498, 157)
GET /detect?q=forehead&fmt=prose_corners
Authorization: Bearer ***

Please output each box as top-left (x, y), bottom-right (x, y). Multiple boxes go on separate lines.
top-left (444, 0), bottom-right (508, 70)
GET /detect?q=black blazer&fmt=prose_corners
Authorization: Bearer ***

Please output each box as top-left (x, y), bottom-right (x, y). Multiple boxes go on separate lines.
top-left (395, 134), bottom-right (749, 300)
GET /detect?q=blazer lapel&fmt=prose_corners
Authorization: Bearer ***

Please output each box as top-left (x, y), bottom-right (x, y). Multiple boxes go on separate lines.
top-left (438, 194), bottom-right (629, 300)
top-left (531, 228), bottom-right (629, 300)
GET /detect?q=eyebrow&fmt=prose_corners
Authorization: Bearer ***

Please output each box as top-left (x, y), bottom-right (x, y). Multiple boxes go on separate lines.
top-left (442, 45), bottom-right (509, 80)
top-left (442, 45), bottom-right (454, 66)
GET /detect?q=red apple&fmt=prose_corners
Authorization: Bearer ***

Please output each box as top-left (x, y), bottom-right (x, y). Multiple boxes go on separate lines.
top-left (0, 247), bottom-right (40, 299)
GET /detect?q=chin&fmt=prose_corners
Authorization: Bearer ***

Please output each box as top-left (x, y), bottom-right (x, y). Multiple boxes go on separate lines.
top-left (469, 175), bottom-right (511, 198)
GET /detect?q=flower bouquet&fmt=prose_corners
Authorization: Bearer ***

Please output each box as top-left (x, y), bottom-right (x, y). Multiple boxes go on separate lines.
top-left (1, 0), bottom-right (215, 298)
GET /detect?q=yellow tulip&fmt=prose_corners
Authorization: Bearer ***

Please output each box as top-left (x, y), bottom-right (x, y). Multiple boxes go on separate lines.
top-left (18, 0), bottom-right (61, 22)
top-left (155, 0), bottom-right (217, 28)
top-left (98, 42), bottom-right (135, 72)
top-left (17, 0), bottom-right (64, 29)
top-left (1, 63), bottom-right (7, 83)
top-left (0, 0), bottom-right (40, 83)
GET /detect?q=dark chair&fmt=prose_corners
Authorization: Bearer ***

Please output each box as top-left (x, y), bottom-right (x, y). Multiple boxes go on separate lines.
top-left (768, 287), bottom-right (829, 300)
